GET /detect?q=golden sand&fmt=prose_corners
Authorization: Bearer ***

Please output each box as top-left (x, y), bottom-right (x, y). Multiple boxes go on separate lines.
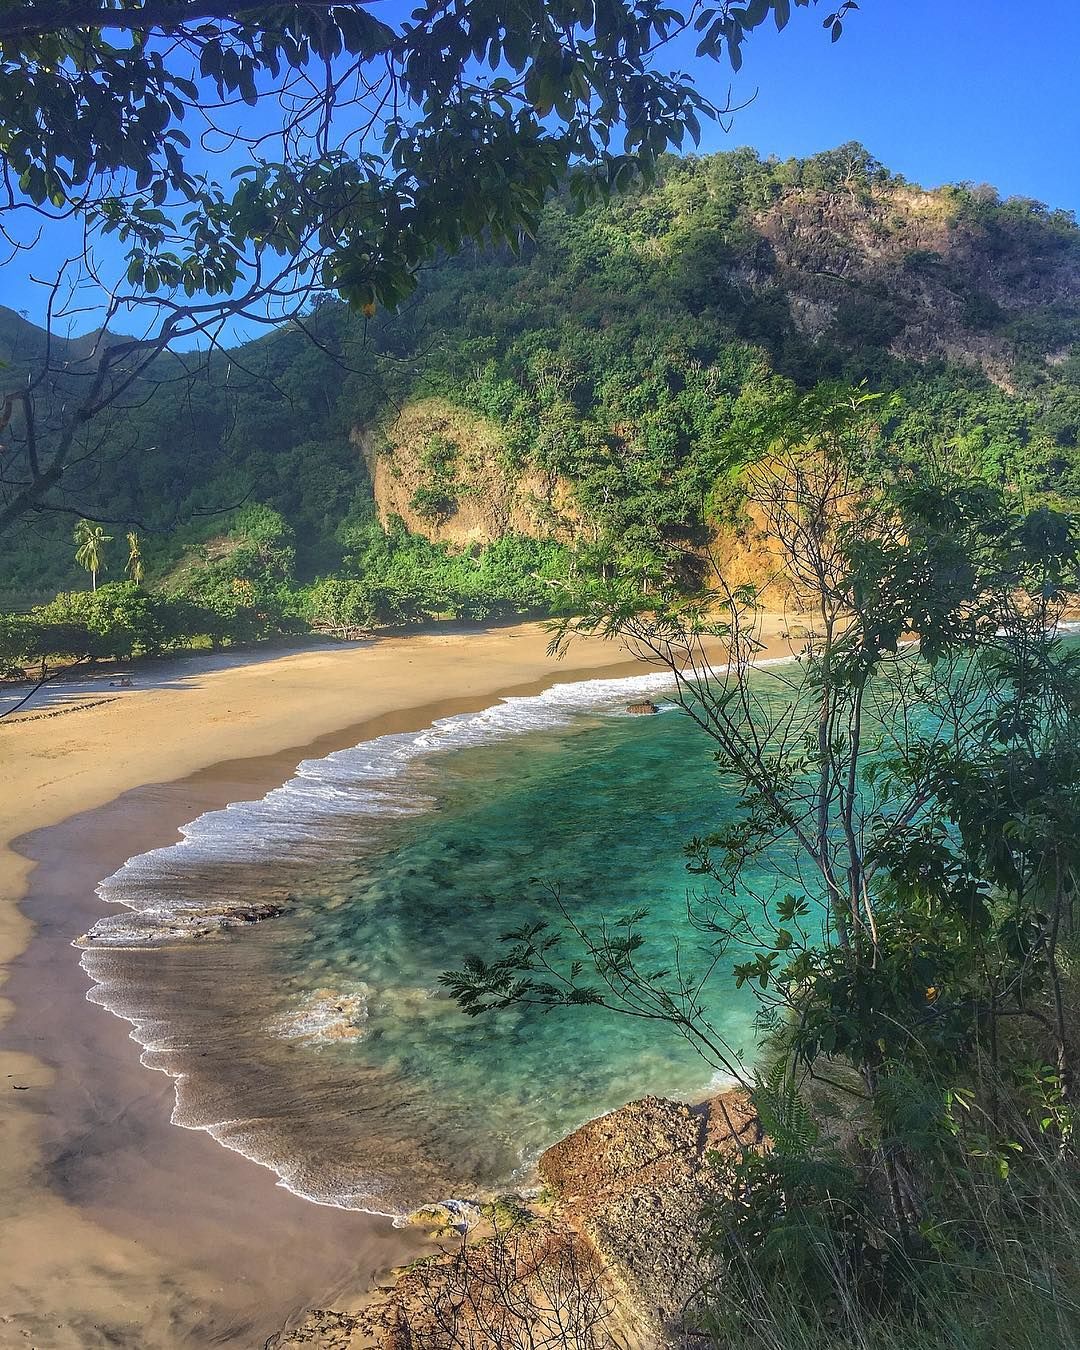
top-left (0, 616), bottom-right (798, 1346)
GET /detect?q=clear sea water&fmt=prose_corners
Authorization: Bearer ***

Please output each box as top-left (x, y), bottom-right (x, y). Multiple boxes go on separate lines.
top-left (81, 670), bottom-right (772, 1215)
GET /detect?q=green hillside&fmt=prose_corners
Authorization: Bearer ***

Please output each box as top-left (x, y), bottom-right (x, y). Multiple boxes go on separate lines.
top-left (2, 144), bottom-right (1078, 612)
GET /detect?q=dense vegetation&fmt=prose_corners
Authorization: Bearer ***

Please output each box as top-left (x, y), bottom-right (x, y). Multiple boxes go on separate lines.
top-left (446, 396), bottom-right (1080, 1349)
top-left (1, 144), bottom-right (1078, 660)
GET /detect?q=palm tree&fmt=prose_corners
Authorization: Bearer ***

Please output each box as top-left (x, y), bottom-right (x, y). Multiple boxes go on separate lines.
top-left (73, 520), bottom-right (112, 591)
top-left (125, 531), bottom-right (144, 585)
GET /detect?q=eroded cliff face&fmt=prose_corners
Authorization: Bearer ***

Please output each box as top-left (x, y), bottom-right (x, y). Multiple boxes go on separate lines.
top-left (361, 397), bottom-right (791, 602)
top-left (359, 398), bottom-right (578, 547)
top-left (751, 184), bottom-right (1079, 388)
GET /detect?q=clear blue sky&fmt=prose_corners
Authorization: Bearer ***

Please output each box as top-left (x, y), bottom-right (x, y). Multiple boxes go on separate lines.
top-left (696, 0), bottom-right (1080, 210)
top-left (6, 0), bottom-right (1080, 333)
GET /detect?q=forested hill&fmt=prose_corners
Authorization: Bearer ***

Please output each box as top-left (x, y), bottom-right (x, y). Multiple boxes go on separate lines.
top-left (3, 143), bottom-right (1079, 610)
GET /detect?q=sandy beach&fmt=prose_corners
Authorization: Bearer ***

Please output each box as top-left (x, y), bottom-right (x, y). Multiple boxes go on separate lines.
top-left (0, 617), bottom-right (798, 1347)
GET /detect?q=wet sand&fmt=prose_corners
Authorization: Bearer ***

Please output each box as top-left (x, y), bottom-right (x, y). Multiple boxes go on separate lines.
top-left (5, 751), bottom-right (435, 1348)
top-left (0, 618), bottom-right (801, 1346)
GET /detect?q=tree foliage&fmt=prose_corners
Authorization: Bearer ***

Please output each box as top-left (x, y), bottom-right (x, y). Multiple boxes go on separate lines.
top-left (443, 389), bottom-right (1080, 1341)
top-left (72, 518), bottom-right (112, 589)
top-left (0, 1), bottom-right (848, 310)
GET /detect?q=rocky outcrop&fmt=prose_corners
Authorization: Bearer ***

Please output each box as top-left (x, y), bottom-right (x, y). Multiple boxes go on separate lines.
top-left (360, 397), bottom-right (795, 607)
top-left (358, 398), bottom-right (578, 548)
top-left (625, 701), bottom-right (660, 716)
top-left (75, 897), bottom-right (292, 946)
top-left (353, 1217), bottom-right (628, 1350)
top-left (269, 1310), bottom-right (364, 1348)
top-left (220, 901), bottom-right (289, 924)
top-left (277, 1091), bottom-right (762, 1350)
top-left (539, 1093), bottom-right (763, 1346)
top-left (754, 184), bottom-right (1080, 388)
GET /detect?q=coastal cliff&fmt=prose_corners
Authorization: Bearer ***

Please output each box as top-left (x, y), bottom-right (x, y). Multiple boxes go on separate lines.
top-left (360, 396), bottom-right (790, 602)
top-left (359, 398), bottom-right (578, 548)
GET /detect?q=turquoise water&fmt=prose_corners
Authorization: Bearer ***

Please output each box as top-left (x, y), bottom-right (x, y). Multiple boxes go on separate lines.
top-left (84, 675), bottom-right (769, 1213)
top-left (283, 710), bottom-right (762, 1179)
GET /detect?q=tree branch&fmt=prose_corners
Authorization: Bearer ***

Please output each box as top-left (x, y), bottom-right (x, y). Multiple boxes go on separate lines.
top-left (0, 0), bottom-right (380, 42)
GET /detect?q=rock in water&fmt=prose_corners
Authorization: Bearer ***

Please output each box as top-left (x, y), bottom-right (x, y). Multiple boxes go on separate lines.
top-left (625, 700), bottom-right (660, 715)
top-left (220, 901), bottom-right (288, 924)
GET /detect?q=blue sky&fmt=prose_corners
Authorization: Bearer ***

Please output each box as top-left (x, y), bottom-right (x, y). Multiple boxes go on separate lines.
top-left (697, 0), bottom-right (1080, 210)
top-left (6, 0), bottom-right (1079, 334)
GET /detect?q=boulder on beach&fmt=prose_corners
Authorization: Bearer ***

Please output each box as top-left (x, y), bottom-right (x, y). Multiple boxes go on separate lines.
top-left (625, 700), bottom-right (660, 716)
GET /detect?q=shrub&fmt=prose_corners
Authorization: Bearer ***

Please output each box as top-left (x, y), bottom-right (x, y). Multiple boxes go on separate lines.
top-left (35, 582), bottom-right (169, 659)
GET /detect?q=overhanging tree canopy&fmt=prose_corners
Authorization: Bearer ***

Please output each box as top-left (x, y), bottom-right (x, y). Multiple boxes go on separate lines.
top-left (0, 0), bottom-right (856, 309)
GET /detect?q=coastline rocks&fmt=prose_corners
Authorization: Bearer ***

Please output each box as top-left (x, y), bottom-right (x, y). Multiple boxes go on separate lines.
top-left (625, 700), bottom-right (660, 716)
top-left (284, 1091), bottom-right (763, 1349)
top-left (352, 1218), bottom-right (625, 1350)
top-left (76, 896), bottom-right (293, 946)
top-left (408, 1198), bottom-right (485, 1235)
top-left (539, 1091), bottom-right (763, 1347)
top-left (269, 1309), bottom-right (363, 1347)
top-left (220, 900), bottom-right (289, 924)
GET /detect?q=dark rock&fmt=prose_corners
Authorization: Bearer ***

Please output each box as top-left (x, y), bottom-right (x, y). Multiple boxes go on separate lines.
top-left (220, 901), bottom-right (288, 924)
top-left (625, 700), bottom-right (660, 716)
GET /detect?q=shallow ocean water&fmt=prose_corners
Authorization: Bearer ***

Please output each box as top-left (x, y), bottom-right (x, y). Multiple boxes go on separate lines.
top-left (82, 670), bottom-right (775, 1213)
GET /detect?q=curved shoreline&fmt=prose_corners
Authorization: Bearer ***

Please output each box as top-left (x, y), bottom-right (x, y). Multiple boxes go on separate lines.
top-left (0, 618), bottom-right (796, 1346)
top-left (79, 667), bottom-right (686, 1221)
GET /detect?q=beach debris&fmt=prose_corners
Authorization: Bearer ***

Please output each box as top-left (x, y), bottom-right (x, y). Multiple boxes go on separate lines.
top-left (625, 699), bottom-right (660, 715)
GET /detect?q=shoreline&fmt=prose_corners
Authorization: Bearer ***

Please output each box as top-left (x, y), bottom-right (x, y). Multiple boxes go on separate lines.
top-left (0, 618), bottom-right (799, 1346)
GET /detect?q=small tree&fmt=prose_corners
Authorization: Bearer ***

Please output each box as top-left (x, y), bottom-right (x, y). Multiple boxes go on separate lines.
top-left (125, 531), bottom-right (144, 586)
top-left (73, 520), bottom-right (112, 592)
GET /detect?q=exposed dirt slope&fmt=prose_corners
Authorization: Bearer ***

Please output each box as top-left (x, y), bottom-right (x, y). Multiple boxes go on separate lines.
top-left (362, 398), bottom-right (578, 546)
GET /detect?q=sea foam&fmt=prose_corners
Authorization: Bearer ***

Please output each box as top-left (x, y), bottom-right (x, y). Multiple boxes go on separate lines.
top-left (83, 668), bottom-right (681, 946)
top-left (76, 665), bottom-right (692, 1213)
top-left (75, 659), bottom-right (800, 1214)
